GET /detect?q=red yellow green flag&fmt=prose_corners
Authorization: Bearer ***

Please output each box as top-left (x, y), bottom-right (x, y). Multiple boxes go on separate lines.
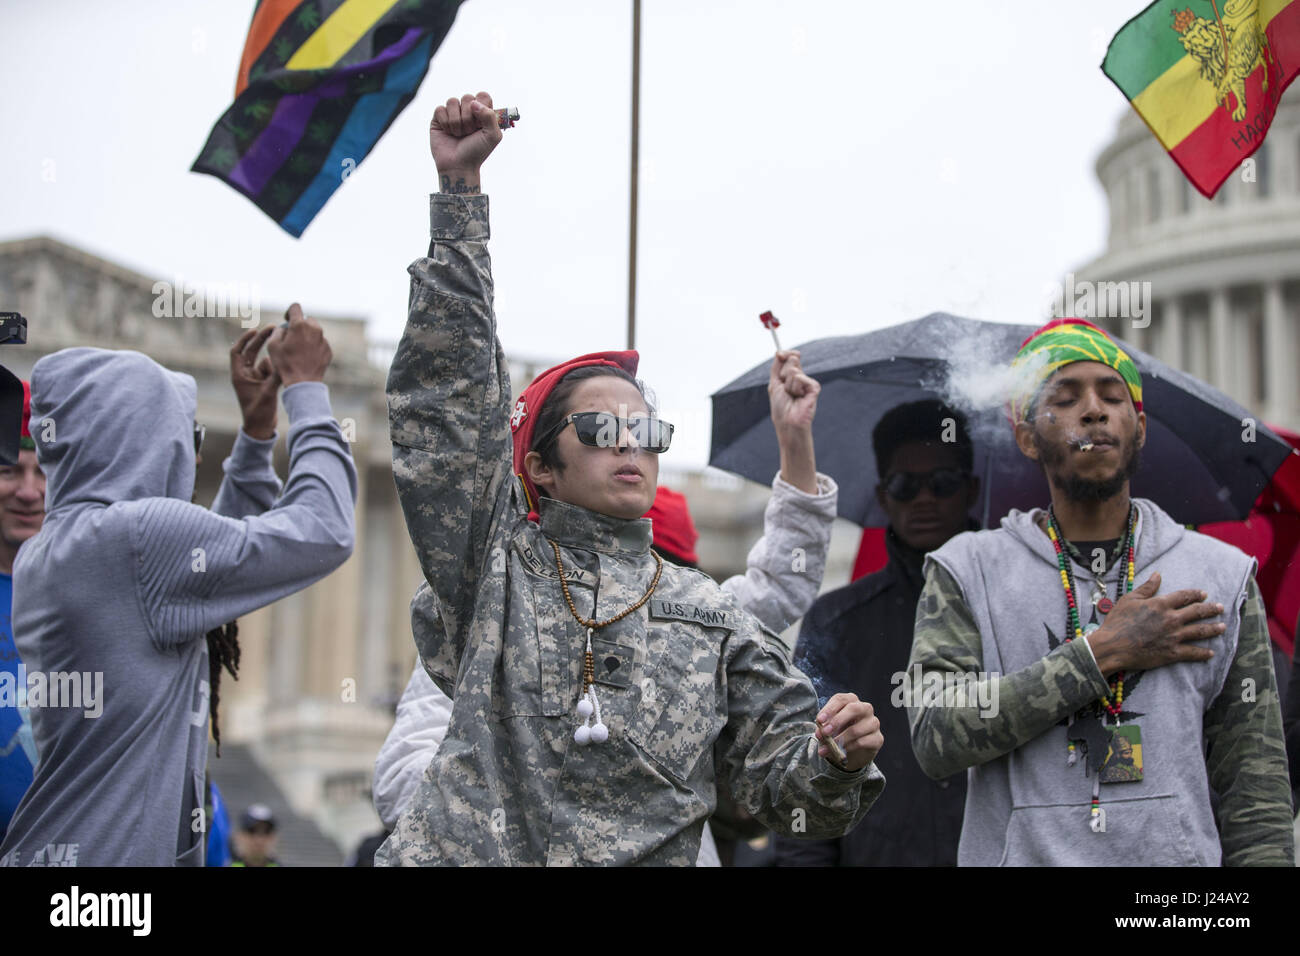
top-left (1102, 0), bottom-right (1300, 197)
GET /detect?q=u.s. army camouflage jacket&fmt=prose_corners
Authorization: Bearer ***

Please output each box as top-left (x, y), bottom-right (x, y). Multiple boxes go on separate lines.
top-left (377, 193), bottom-right (882, 866)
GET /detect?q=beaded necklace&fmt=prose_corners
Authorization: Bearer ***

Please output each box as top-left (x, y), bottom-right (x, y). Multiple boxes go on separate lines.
top-left (1047, 502), bottom-right (1137, 830)
top-left (549, 538), bottom-right (663, 746)
top-left (1047, 502), bottom-right (1136, 714)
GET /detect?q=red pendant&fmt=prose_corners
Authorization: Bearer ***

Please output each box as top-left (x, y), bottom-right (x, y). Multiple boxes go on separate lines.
top-left (1098, 597), bottom-right (1114, 614)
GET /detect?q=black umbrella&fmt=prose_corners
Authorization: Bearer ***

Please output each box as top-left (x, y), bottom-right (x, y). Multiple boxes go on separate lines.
top-left (709, 313), bottom-right (1293, 528)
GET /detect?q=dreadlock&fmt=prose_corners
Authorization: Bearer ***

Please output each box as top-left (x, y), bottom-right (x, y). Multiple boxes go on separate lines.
top-left (206, 620), bottom-right (241, 757)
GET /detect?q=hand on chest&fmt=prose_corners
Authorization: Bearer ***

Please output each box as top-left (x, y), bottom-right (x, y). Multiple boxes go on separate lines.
top-left (996, 561), bottom-right (1235, 701)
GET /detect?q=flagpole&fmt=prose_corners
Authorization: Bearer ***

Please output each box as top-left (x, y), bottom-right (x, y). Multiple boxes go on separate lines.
top-left (627, 0), bottom-right (641, 351)
top-left (1210, 1), bottom-right (1229, 66)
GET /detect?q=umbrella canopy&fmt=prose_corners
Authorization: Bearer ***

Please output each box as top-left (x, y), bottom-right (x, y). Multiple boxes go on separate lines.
top-left (710, 313), bottom-right (1294, 529)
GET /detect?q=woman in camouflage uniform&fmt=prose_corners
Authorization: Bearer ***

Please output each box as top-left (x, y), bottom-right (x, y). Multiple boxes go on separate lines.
top-left (376, 92), bottom-right (885, 866)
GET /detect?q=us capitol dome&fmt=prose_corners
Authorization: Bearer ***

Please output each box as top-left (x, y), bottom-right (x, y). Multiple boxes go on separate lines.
top-left (1074, 82), bottom-right (1300, 432)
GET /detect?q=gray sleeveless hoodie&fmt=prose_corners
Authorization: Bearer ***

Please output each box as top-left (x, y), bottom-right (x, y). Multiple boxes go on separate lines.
top-left (926, 498), bottom-right (1255, 866)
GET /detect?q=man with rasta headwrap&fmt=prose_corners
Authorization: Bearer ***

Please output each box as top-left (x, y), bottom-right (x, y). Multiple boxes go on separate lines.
top-left (908, 318), bottom-right (1294, 866)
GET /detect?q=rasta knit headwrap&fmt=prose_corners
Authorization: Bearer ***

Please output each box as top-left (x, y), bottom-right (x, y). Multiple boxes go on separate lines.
top-left (510, 350), bottom-right (639, 520)
top-left (1009, 318), bottom-right (1143, 423)
top-left (19, 380), bottom-right (33, 452)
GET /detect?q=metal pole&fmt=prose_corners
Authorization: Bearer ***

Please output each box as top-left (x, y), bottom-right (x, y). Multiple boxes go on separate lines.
top-left (1210, 2), bottom-right (1229, 70)
top-left (627, 0), bottom-right (641, 350)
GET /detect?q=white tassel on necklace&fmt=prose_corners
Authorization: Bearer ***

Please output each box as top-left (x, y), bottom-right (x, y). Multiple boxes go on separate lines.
top-left (1089, 775), bottom-right (1105, 832)
top-left (574, 628), bottom-right (609, 745)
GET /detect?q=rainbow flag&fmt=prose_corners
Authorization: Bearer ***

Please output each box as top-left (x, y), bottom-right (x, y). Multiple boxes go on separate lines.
top-left (192, 0), bottom-right (464, 237)
top-left (1102, 0), bottom-right (1299, 198)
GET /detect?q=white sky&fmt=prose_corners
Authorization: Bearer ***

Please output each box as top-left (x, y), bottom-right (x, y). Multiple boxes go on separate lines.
top-left (2, 0), bottom-right (1147, 468)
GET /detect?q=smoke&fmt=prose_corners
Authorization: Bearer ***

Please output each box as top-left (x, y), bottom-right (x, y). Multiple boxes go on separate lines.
top-left (793, 646), bottom-right (834, 710)
top-left (918, 323), bottom-right (1051, 449)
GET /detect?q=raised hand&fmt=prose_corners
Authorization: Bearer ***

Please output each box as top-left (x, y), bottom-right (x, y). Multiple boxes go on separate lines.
top-left (267, 303), bottom-right (333, 388)
top-left (768, 349), bottom-right (820, 434)
top-left (229, 325), bottom-right (280, 440)
top-left (769, 350), bottom-right (821, 494)
top-left (429, 91), bottom-right (502, 193)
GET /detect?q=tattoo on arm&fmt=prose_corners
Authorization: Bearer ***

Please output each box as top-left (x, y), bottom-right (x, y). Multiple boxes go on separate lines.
top-left (440, 175), bottom-right (480, 195)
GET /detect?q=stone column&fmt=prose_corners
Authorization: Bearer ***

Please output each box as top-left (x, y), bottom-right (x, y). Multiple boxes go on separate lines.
top-left (303, 458), bottom-right (365, 703)
top-left (359, 465), bottom-right (394, 704)
top-left (1263, 280), bottom-right (1291, 424)
top-left (1160, 296), bottom-right (1183, 368)
top-left (270, 590), bottom-right (304, 707)
top-left (1210, 287), bottom-right (1233, 396)
top-left (227, 601), bottom-right (271, 743)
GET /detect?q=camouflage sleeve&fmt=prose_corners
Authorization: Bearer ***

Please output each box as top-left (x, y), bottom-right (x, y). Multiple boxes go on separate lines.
top-left (386, 193), bottom-right (513, 671)
top-left (908, 561), bottom-right (1112, 780)
top-left (1288, 637), bottom-right (1300, 794)
top-left (715, 619), bottom-right (885, 840)
top-left (1203, 578), bottom-right (1296, 866)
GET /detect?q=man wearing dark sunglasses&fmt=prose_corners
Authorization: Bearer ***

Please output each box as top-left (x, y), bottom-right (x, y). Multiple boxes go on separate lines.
top-left (777, 399), bottom-right (978, 867)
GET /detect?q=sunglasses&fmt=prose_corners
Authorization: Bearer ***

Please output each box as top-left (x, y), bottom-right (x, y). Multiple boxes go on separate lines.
top-left (536, 411), bottom-right (674, 454)
top-left (883, 467), bottom-right (970, 502)
top-left (194, 423), bottom-right (206, 455)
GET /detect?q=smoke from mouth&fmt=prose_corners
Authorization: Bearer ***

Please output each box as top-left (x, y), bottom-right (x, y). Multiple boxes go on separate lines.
top-left (918, 323), bottom-right (1049, 451)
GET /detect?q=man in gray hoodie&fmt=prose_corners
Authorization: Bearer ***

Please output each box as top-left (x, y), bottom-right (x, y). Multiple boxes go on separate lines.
top-left (0, 306), bottom-right (357, 866)
top-left (908, 317), bottom-right (1294, 866)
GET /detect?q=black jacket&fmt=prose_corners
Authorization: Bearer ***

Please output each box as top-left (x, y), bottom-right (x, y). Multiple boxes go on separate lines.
top-left (774, 527), bottom-right (967, 866)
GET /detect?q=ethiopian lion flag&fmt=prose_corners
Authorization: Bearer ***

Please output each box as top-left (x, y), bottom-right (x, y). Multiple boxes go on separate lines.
top-left (193, 0), bottom-right (464, 237)
top-left (1102, 0), bottom-right (1299, 198)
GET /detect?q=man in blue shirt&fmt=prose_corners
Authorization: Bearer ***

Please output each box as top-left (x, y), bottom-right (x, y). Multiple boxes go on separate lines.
top-left (0, 383), bottom-right (45, 842)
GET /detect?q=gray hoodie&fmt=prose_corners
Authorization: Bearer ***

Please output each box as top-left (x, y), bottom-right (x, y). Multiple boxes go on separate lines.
top-left (912, 498), bottom-right (1294, 866)
top-left (0, 348), bottom-right (356, 866)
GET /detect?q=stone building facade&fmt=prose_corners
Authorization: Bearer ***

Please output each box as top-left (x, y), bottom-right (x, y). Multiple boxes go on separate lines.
top-left (0, 235), bottom-right (842, 854)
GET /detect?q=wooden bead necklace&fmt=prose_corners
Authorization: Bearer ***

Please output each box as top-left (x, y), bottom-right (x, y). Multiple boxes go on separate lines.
top-left (549, 538), bottom-right (663, 746)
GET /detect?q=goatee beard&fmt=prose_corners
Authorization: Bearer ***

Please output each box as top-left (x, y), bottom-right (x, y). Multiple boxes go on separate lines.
top-left (1034, 431), bottom-right (1141, 503)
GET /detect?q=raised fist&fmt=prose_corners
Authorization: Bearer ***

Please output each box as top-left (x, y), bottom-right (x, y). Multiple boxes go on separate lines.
top-left (429, 91), bottom-right (502, 192)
